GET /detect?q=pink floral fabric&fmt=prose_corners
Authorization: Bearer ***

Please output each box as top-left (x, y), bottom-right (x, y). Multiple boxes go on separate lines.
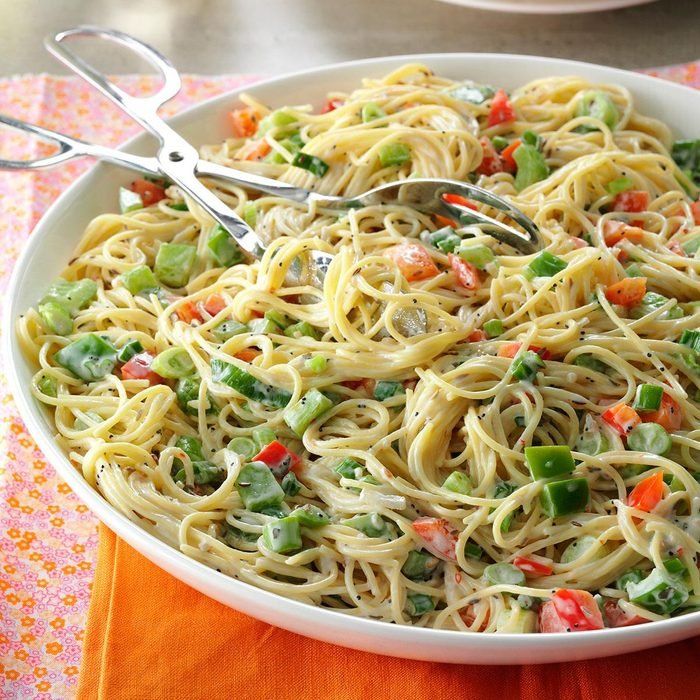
top-left (0, 62), bottom-right (698, 699)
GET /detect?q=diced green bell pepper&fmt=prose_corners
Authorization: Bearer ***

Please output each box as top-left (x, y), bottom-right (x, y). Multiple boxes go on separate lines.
top-left (38, 301), bottom-right (73, 336)
top-left (208, 225), bottom-right (245, 267)
top-left (37, 375), bottom-right (58, 398)
top-left (262, 517), bottom-right (302, 554)
top-left (212, 320), bottom-right (249, 341)
top-left (119, 186), bottom-right (143, 213)
top-left (284, 321), bottom-right (319, 339)
top-left (527, 251), bottom-right (567, 277)
top-left (633, 384), bottom-right (663, 412)
top-left (405, 593), bottom-right (435, 617)
top-left (484, 562), bottom-right (526, 586)
top-left (483, 319), bottom-right (504, 338)
top-left (54, 334), bottom-right (117, 381)
top-left (292, 152), bottom-right (329, 177)
top-left (362, 102), bottom-right (386, 123)
top-left (374, 380), bottom-right (404, 401)
top-left (443, 471), bottom-right (472, 495)
top-left (606, 176), bottom-right (634, 196)
top-left (343, 512), bottom-right (394, 538)
top-left (511, 351), bottom-right (544, 381)
top-left (116, 339), bottom-right (144, 363)
top-left (378, 143), bottom-right (411, 168)
top-left (120, 265), bottom-right (159, 296)
top-left (41, 278), bottom-right (97, 315)
top-left (236, 461), bottom-right (285, 512)
top-left (401, 549), bottom-right (441, 581)
top-left (281, 472), bottom-right (301, 496)
top-left (575, 91), bottom-right (619, 131)
top-left (540, 477), bottom-right (589, 517)
top-left (525, 445), bottom-right (575, 480)
top-left (289, 504), bottom-right (329, 528)
top-left (627, 568), bottom-right (689, 614)
top-left (513, 143), bottom-right (549, 191)
top-left (154, 243), bottom-right (197, 287)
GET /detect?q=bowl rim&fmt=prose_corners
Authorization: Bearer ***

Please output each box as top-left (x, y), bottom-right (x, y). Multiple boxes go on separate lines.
top-left (4, 50), bottom-right (700, 661)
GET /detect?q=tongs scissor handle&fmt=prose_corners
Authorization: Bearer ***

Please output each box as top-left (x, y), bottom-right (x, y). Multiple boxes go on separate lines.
top-left (46, 26), bottom-right (261, 257)
top-left (0, 113), bottom-right (159, 173)
top-left (46, 26), bottom-right (181, 133)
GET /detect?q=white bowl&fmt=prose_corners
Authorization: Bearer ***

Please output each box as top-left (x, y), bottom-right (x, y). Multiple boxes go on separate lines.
top-left (5, 53), bottom-right (700, 664)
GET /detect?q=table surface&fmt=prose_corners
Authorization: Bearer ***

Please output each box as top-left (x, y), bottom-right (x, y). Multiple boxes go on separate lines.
top-left (1, 0), bottom-right (698, 77)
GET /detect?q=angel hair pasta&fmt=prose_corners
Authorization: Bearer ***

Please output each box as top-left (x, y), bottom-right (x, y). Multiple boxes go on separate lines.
top-left (18, 64), bottom-right (700, 634)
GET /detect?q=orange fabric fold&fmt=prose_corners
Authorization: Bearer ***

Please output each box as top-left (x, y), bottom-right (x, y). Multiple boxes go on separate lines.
top-left (78, 524), bottom-right (700, 700)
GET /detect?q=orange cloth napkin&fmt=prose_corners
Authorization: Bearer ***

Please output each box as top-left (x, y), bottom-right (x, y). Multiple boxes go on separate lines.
top-left (78, 524), bottom-right (700, 700)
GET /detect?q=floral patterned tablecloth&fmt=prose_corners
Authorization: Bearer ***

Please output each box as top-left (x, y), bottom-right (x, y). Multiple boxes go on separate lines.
top-left (0, 62), bottom-right (698, 699)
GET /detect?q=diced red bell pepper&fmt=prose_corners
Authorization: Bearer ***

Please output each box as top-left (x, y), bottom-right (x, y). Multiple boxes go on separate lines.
top-left (627, 472), bottom-right (664, 512)
top-left (448, 253), bottom-right (482, 290)
top-left (176, 300), bottom-right (203, 324)
top-left (604, 278), bottom-right (647, 307)
top-left (237, 139), bottom-right (271, 161)
top-left (253, 440), bottom-right (302, 478)
top-left (321, 97), bottom-right (344, 113)
top-left (467, 330), bottom-right (487, 342)
top-left (384, 243), bottom-right (440, 282)
top-left (412, 517), bottom-right (458, 561)
top-left (513, 556), bottom-right (553, 577)
top-left (500, 139), bottom-right (522, 173)
top-left (640, 392), bottom-right (682, 432)
top-left (602, 220), bottom-right (644, 247)
top-left (433, 214), bottom-right (459, 229)
top-left (601, 403), bottom-right (641, 437)
top-left (235, 348), bottom-right (261, 363)
top-left (443, 193), bottom-right (477, 211)
top-left (539, 589), bottom-right (604, 633)
top-left (229, 107), bottom-right (259, 138)
top-left (487, 89), bottom-right (516, 127)
top-left (203, 293), bottom-right (227, 316)
top-left (130, 178), bottom-right (166, 207)
top-left (120, 352), bottom-right (162, 385)
top-left (612, 190), bottom-right (649, 213)
top-left (691, 201), bottom-right (700, 225)
top-left (476, 137), bottom-right (504, 176)
top-left (603, 600), bottom-right (649, 628)
top-left (497, 342), bottom-right (551, 360)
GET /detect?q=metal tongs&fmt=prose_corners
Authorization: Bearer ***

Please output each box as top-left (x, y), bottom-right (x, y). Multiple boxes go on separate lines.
top-left (0, 26), bottom-right (542, 279)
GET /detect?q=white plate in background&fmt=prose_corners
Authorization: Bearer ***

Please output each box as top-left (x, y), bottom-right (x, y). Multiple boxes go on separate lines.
top-left (437, 0), bottom-right (656, 14)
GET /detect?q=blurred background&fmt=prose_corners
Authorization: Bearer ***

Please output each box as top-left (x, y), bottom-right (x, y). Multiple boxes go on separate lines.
top-left (0, 0), bottom-right (697, 76)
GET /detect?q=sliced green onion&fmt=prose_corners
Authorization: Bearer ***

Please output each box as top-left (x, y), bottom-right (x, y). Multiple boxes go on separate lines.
top-left (679, 329), bottom-right (700, 353)
top-left (208, 226), bottom-right (245, 267)
top-left (458, 244), bottom-right (495, 270)
top-left (335, 457), bottom-right (363, 480)
top-left (511, 351), bottom-right (544, 381)
top-left (573, 354), bottom-right (608, 374)
top-left (616, 568), bottom-right (645, 591)
top-left (116, 339), bottom-right (144, 363)
top-left (465, 542), bottom-right (483, 559)
top-left (249, 318), bottom-right (278, 335)
top-left (664, 557), bottom-right (686, 576)
top-left (37, 375), bottom-right (58, 398)
top-left (284, 321), bottom-right (319, 339)
top-left (151, 348), bottom-right (195, 379)
top-left (447, 83), bottom-right (495, 105)
top-left (292, 152), bottom-right (329, 177)
top-left (627, 423), bottom-right (672, 455)
top-left (154, 243), bottom-right (197, 288)
top-left (256, 109), bottom-right (297, 136)
top-left (264, 309), bottom-right (289, 330)
top-left (576, 415), bottom-right (609, 456)
top-left (483, 319), bottom-right (504, 338)
top-left (521, 130), bottom-right (540, 148)
top-left (561, 535), bottom-right (607, 564)
top-left (625, 263), bottom-right (645, 278)
top-left (633, 384), bottom-right (663, 412)
top-left (120, 265), bottom-right (159, 296)
top-left (305, 355), bottom-right (327, 374)
top-left (362, 102), bottom-right (386, 123)
top-left (426, 227), bottom-right (461, 253)
top-left (169, 201), bottom-right (189, 211)
top-left (228, 436), bottom-right (257, 460)
top-left (491, 135), bottom-right (509, 151)
top-left (630, 292), bottom-right (683, 320)
top-left (175, 376), bottom-right (201, 415)
top-left (484, 562), bottom-right (526, 586)
top-left (284, 388), bottom-right (333, 437)
top-left (54, 334), bottom-right (117, 381)
top-left (212, 320), bottom-right (249, 341)
top-left (606, 176), bottom-right (634, 196)
top-left (527, 251), bottom-right (567, 277)
top-left (211, 359), bottom-right (291, 408)
top-left (442, 471), bottom-right (472, 495)
top-left (374, 380), bottom-right (404, 401)
top-left (378, 143), bottom-right (411, 168)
